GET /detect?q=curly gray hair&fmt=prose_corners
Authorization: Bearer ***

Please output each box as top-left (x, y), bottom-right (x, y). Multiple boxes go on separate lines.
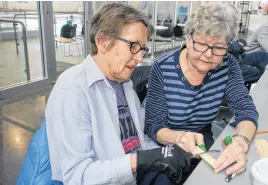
top-left (90, 3), bottom-right (154, 55)
top-left (185, 3), bottom-right (239, 43)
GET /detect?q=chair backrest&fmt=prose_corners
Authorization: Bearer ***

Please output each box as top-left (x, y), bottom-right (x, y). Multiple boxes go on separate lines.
top-left (130, 66), bottom-right (152, 104)
top-left (173, 25), bottom-right (183, 38)
top-left (81, 25), bottom-right (85, 35)
top-left (156, 23), bottom-right (173, 38)
top-left (70, 24), bottom-right (77, 38)
top-left (60, 24), bottom-right (77, 38)
top-left (16, 120), bottom-right (63, 185)
top-left (60, 24), bottom-right (73, 38)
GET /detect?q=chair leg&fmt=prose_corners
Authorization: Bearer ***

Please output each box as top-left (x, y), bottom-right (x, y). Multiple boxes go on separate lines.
top-left (81, 41), bottom-right (84, 53)
top-left (60, 42), bottom-right (64, 58)
top-left (69, 43), bottom-right (71, 56)
top-left (81, 42), bottom-right (84, 53)
top-left (76, 40), bottom-right (80, 55)
top-left (63, 43), bottom-right (67, 57)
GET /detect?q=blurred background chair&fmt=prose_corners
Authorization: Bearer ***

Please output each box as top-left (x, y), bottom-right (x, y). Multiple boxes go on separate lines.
top-left (130, 65), bottom-right (152, 104)
top-left (55, 23), bottom-right (80, 57)
top-left (172, 25), bottom-right (185, 47)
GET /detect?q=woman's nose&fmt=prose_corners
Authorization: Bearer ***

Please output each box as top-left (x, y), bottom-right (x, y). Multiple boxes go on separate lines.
top-left (203, 48), bottom-right (213, 58)
top-left (133, 51), bottom-right (143, 63)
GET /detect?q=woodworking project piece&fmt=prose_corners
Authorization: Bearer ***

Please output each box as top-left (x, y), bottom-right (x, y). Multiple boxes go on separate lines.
top-left (255, 139), bottom-right (268, 158)
top-left (194, 146), bottom-right (216, 169)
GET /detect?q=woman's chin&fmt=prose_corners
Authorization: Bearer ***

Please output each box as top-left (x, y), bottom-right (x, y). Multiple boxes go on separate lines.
top-left (196, 65), bottom-right (212, 74)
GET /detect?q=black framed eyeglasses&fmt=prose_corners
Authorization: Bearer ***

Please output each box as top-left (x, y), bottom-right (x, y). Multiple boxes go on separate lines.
top-left (190, 33), bottom-right (228, 56)
top-left (113, 35), bottom-right (149, 57)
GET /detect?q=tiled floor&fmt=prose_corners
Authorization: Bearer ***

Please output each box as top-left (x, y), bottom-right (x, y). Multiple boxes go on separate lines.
top-left (0, 91), bottom-right (50, 185)
top-left (0, 37), bottom-right (85, 88)
top-left (0, 14), bottom-right (267, 185)
top-left (0, 120), bottom-right (34, 185)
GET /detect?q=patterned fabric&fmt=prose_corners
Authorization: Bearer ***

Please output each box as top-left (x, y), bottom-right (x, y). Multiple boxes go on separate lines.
top-left (145, 47), bottom-right (258, 142)
top-left (107, 79), bottom-right (141, 154)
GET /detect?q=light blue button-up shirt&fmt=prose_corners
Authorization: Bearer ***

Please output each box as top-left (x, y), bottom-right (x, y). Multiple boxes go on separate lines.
top-left (46, 55), bottom-right (157, 185)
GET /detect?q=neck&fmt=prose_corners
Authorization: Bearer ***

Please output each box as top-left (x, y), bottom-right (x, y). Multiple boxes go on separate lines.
top-left (181, 49), bottom-right (206, 85)
top-left (93, 54), bottom-right (119, 82)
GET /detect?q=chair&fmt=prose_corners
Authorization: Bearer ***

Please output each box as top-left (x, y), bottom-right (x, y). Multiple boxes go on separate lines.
top-left (156, 23), bottom-right (173, 38)
top-left (16, 120), bottom-right (63, 185)
top-left (55, 24), bottom-right (80, 57)
top-left (155, 23), bottom-right (173, 52)
top-left (130, 65), bottom-right (152, 104)
top-left (172, 25), bottom-right (185, 47)
top-left (75, 25), bottom-right (85, 53)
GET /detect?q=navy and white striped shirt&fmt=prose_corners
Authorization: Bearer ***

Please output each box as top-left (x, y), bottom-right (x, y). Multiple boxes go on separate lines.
top-left (145, 47), bottom-right (258, 142)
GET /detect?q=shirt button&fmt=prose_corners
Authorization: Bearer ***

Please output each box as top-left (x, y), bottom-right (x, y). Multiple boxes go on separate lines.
top-left (182, 77), bottom-right (185, 81)
top-left (202, 82), bottom-right (204, 85)
top-left (176, 64), bottom-right (180, 68)
top-left (191, 86), bottom-right (194, 89)
top-left (208, 72), bottom-right (211, 76)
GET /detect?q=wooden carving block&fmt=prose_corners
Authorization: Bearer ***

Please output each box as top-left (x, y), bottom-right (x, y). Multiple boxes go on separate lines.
top-left (255, 139), bottom-right (268, 158)
top-left (194, 146), bottom-right (216, 169)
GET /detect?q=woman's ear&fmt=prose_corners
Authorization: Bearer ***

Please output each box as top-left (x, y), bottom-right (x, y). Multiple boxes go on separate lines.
top-left (95, 33), bottom-right (111, 54)
top-left (185, 34), bottom-right (191, 48)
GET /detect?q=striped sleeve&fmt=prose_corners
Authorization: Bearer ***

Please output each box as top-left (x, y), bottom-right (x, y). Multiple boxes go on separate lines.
top-left (145, 61), bottom-right (168, 143)
top-left (224, 55), bottom-right (259, 127)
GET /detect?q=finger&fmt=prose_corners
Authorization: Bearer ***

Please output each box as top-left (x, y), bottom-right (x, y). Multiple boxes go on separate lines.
top-left (214, 143), bottom-right (243, 170)
top-left (234, 165), bottom-right (246, 174)
top-left (184, 132), bottom-right (196, 153)
top-left (226, 155), bottom-right (247, 175)
top-left (177, 142), bottom-right (189, 152)
top-left (180, 136), bottom-right (190, 151)
top-left (214, 146), bottom-right (242, 173)
top-left (195, 133), bottom-right (205, 147)
top-left (226, 163), bottom-right (246, 175)
top-left (214, 150), bottom-right (229, 170)
top-left (214, 156), bottom-right (237, 174)
top-left (214, 147), bottom-right (237, 173)
top-left (175, 132), bottom-right (185, 145)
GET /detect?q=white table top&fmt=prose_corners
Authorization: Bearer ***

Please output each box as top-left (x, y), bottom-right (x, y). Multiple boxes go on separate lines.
top-left (184, 70), bottom-right (268, 185)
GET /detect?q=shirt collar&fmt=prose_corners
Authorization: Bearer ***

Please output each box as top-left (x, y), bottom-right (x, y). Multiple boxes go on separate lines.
top-left (83, 55), bottom-right (106, 87)
top-left (83, 55), bottom-right (132, 88)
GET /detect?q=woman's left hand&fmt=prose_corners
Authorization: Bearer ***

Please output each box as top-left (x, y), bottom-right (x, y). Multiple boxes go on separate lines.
top-left (214, 137), bottom-right (249, 175)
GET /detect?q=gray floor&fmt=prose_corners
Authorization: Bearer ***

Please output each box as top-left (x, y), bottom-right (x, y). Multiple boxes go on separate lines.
top-left (0, 14), bottom-right (267, 185)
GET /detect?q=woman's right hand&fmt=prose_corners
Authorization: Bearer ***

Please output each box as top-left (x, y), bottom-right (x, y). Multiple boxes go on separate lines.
top-left (135, 145), bottom-right (191, 184)
top-left (175, 131), bottom-right (205, 153)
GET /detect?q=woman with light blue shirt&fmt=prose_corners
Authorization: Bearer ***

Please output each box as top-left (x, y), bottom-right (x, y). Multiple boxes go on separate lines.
top-left (145, 3), bottom-right (258, 180)
top-left (45, 3), bottom-right (191, 185)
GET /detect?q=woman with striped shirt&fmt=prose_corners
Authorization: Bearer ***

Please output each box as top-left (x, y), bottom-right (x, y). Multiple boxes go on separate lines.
top-left (145, 3), bottom-right (258, 179)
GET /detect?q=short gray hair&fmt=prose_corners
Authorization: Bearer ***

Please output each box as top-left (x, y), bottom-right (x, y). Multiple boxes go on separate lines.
top-left (185, 3), bottom-right (239, 43)
top-left (90, 3), bottom-right (154, 55)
